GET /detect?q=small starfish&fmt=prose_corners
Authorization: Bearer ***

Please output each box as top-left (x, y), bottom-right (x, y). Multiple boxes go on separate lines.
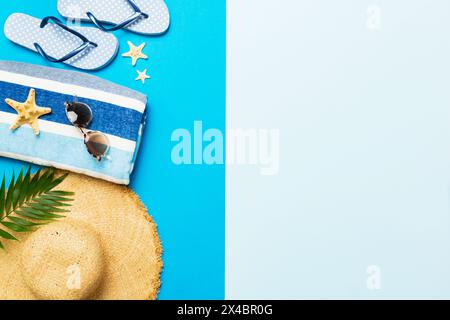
top-left (122, 41), bottom-right (148, 66)
top-left (5, 89), bottom-right (52, 135)
top-left (135, 69), bottom-right (151, 84)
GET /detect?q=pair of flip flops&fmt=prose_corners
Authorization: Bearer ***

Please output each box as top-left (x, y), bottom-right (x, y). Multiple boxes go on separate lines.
top-left (4, 0), bottom-right (170, 70)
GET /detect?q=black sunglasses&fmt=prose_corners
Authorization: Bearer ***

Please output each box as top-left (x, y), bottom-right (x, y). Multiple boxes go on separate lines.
top-left (64, 100), bottom-right (110, 161)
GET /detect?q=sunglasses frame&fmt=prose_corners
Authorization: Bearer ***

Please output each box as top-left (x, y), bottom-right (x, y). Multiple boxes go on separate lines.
top-left (64, 100), bottom-right (110, 161)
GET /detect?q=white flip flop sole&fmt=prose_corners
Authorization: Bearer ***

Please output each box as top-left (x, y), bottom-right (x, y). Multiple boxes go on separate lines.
top-left (4, 13), bottom-right (119, 70)
top-left (57, 0), bottom-right (170, 35)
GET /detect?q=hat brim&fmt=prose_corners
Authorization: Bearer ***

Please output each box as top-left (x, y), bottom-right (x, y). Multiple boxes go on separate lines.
top-left (0, 171), bottom-right (163, 300)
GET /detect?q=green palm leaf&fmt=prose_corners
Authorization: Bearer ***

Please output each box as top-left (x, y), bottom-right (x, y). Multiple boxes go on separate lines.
top-left (0, 166), bottom-right (73, 249)
top-left (0, 175), bottom-right (5, 218)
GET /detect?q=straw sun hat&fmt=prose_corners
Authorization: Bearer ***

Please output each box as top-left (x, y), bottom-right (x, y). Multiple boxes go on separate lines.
top-left (0, 172), bottom-right (163, 300)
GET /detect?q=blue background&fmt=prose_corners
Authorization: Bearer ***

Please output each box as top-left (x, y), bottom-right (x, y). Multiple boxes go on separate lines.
top-left (0, 0), bottom-right (225, 299)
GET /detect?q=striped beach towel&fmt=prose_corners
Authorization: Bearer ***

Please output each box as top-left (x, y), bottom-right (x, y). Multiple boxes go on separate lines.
top-left (0, 61), bottom-right (147, 185)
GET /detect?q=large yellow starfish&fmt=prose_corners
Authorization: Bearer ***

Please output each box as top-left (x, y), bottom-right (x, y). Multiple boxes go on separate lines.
top-left (122, 41), bottom-right (148, 66)
top-left (5, 88), bottom-right (52, 135)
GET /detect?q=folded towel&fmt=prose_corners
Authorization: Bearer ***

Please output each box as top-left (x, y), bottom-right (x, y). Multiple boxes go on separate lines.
top-left (0, 61), bottom-right (147, 185)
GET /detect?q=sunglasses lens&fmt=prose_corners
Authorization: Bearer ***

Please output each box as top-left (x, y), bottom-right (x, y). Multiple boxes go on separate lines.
top-left (84, 131), bottom-right (110, 160)
top-left (65, 102), bottom-right (93, 128)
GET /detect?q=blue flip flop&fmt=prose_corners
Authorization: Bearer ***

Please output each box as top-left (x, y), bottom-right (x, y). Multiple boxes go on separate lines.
top-left (4, 13), bottom-right (119, 70)
top-left (57, 0), bottom-right (170, 35)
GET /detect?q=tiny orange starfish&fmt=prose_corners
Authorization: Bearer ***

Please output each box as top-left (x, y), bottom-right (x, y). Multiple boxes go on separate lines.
top-left (5, 88), bottom-right (52, 135)
top-left (135, 69), bottom-right (151, 84)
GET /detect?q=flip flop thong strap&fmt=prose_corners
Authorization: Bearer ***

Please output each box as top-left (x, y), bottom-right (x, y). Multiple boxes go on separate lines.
top-left (86, 0), bottom-right (149, 32)
top-left (33, 16), bottom-right (98, 63)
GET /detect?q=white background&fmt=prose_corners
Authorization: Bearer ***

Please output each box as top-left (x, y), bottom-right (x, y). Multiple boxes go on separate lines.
top-left (227, 0), bottom-right (450, 299)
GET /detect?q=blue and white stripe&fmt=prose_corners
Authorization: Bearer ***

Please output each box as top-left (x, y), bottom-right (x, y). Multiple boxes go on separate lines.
top-left (0, 68), bottom-right (147, 185)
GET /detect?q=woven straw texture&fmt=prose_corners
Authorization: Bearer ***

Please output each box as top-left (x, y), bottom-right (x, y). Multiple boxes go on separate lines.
top-left (0, 172), bottom-right (162, 300)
